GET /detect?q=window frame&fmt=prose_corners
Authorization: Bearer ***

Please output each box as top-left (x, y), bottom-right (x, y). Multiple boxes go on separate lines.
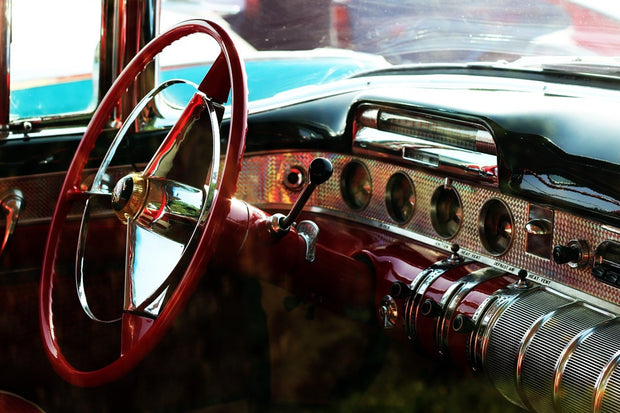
top-left (1, 0), bottom-right (158, 140)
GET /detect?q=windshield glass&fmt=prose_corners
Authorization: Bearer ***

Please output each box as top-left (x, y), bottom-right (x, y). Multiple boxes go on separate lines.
top-left (10, 0), bottom-right (620, 122)
top-left (207, 0), bottom-right (620, 64)
top-left (158, 0), bottom-right (620, 103)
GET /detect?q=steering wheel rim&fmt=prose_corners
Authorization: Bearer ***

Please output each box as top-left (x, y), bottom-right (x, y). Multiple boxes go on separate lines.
top-left (39, 19), bottom-right (247, 387)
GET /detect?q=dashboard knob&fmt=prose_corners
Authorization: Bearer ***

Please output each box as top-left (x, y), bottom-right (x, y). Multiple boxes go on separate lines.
top-left (308, 157), bottom-right (333, 186)
top-left (553, 244), bottom-right (580, 264)
top-left (553, 244), bottom-right (581, 264)
top-left (552, 240), bottom-right (591, 268)
top-left (390, 281), bottom-right (411, 299)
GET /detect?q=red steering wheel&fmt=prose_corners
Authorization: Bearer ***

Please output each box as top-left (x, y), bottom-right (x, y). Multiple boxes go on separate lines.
top-left (39, 20), bottom-right (247, 387)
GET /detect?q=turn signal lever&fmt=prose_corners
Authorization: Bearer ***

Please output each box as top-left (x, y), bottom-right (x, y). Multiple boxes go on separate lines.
top-left (268, 157), bottom-right (333, 235)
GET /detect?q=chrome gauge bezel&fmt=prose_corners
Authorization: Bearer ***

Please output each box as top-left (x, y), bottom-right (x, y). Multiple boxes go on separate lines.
top-left (385, 171), bottom-right (416, 225)
top-left (430, 184), bottom-right (463, 239)
top-left (478, 198), bottom-right (514, 256)
top-left (340, 160), bottom-right (373, 211)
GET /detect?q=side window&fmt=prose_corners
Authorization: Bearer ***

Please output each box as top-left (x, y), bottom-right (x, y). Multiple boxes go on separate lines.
top-left (9, 1), bottom-right (101, 120)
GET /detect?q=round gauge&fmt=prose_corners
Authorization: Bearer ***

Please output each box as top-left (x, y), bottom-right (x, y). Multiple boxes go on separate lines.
top-left (478, 198), bottom-right (514, 256)
top-left (430, 185), bottom-right (463, 239)
top-left (340, 161), bottom-right (372, 210)
top-left (386, 172), bottom-right (415, 224)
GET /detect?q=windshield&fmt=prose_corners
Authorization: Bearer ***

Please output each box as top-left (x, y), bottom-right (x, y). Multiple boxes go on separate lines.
top-left (9, 0), bottom-right (620, 122)
top-left (219, 0), bottom-right (620, 64)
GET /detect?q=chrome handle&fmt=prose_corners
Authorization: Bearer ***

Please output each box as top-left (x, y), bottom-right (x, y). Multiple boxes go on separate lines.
top-left (1, 189), bottom-right (24, 257)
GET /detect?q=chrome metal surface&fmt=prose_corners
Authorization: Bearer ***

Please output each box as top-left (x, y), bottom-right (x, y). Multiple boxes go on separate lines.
top-left (93, 79), bottom-right (200, 194)
top-left (111, 173), bottom-right (147, 224)
top-left (122, 92), bottom-right (219, 317)
top-left (379, 295), bottom-right (398, 329)
top-left (340, 160), bottom-right (372, 211)
top-left (472, 285), bottom-right (620, 413)
top-left (525, 204), bottom-right (554, 259)
top-left (282, 165), bottom-right (306, 191)
top-left (99, 0), bottom-right (158, 125)
top-left (0, 0), bottom-right (10, 134)
top-left (353, 106), bottom-right (499, 184)
top-left (0, 188), bottom-right (23, 257)
top-left (403, 258), bottom-right (470, 344)
top-left (430, 184), bottom-right (463, 239)
top-left (296, 220), bottom-right (319, 262)
top-left (566, 239), bottom-right (591, 269)
top-left (435, 267), bottom-right (505, 356)
top-left (133, 176), bottom-right (204, 243)
top-left (75, 193), bottom-right (120, 323)
top-left (478, 198), bottom-right (514, 256)
top-left (266, 213), bottom-right (287, 236)
top-left (124, 220), bottom-right (184, 316)
top-left (143, 92), bottom-right (219, 189)
top-left (385, 172), bottom-right (415, 224)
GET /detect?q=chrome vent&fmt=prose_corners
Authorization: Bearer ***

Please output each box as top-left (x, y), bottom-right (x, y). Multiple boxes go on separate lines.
top-left (353, 104), bottom-right (498, 184)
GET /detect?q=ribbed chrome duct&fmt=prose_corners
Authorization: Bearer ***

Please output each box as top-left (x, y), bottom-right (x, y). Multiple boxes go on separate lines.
top-left (474, 285), bottom-right (620, 412)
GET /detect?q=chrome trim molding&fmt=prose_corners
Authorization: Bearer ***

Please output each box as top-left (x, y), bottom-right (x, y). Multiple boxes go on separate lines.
top-left (0, 0), bottom-right (10, 134)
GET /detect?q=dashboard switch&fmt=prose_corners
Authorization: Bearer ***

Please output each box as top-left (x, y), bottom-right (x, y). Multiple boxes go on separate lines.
top-left (594, 240), bottom-right (620, 288)
top-left (390, 281), bottom-right (411, 299)
top-left (553, 244), bottom-right (580, 264)
top-left (553, 240), bottom-right (590, 268)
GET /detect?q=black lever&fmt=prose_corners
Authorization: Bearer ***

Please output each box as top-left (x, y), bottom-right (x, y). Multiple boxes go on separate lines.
top-left (278, 157), bottom-right (333, 231)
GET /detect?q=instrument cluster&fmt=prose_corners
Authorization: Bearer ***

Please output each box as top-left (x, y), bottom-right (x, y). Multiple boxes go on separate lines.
top-left (237, 149), bottom-right (620, 312)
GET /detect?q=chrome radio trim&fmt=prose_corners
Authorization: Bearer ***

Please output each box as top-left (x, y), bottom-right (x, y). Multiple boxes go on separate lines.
top-left (354, 127), bottom-right (498, 184)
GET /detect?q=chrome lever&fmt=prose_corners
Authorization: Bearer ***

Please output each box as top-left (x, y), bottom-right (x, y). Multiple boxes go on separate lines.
top-left (0, 189), bottom-right (25, 257)
top-left (268, 157), bottom-right (333, 235)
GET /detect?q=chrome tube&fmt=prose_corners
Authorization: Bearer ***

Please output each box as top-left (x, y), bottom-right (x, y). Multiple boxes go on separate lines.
top-left (99, 0), bottom-right (158, 126)
top-left (474, 286), bottom-right (620, 412)
top-left (0, 0), bottom-right (10, 136)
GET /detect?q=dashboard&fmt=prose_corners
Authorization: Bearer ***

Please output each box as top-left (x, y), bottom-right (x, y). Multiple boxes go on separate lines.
top-left (238, 103), bottom-right (620, 312)
top-left (235, 75), bottom-right (620, 411)
top-left (4, 70), bottom-right (620, 411)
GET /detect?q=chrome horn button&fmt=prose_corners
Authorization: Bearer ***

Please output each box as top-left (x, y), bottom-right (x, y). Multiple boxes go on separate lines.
top-left (111, 173), bottom-right (147, 223)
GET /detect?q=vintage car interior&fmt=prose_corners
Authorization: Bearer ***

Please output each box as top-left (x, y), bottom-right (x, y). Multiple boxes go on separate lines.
top-left (2, 0), bottom-right (620, 411)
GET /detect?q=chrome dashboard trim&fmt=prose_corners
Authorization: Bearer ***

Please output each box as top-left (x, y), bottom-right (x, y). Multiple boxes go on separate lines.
top-left (238, 151), bottom-right (620, 313)
top-left (354, 127), bottom-right (498, 184)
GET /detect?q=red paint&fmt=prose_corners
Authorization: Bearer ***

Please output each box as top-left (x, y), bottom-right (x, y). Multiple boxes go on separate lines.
top-left (120, 313), bottom-right (155, 356)
top-left (214, 201), bottom-right (376, 312)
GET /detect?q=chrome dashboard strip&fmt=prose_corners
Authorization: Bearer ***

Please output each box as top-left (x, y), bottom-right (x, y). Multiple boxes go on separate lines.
top-left (4, 150), bottom-right (620, 312)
